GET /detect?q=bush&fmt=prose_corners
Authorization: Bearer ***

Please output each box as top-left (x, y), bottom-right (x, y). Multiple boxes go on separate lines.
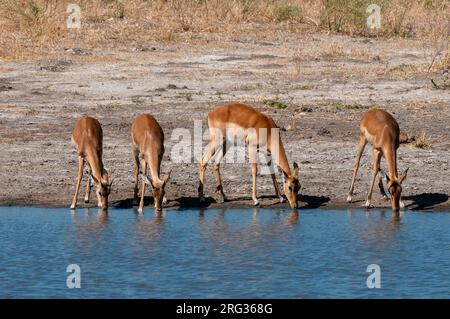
top-left (275, 3), bottom-right (302, 22)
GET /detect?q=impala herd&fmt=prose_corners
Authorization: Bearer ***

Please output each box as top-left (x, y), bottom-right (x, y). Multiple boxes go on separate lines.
top-left (70, 103), bottom-right (408, 213)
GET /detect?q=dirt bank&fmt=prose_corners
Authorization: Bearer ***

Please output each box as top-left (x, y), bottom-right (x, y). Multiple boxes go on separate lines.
top-left (0, 33), bottom-right (449, 211)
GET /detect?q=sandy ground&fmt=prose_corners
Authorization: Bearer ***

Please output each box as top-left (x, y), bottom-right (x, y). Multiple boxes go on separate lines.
top-left (0, 33), bottom-right (449, 211)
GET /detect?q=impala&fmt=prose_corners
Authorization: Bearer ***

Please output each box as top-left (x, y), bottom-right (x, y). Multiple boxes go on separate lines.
top-left (198, 103), bottom-right (300, 209)
top-left (347, 108), bottom-right (408, 211)
top-left (131, 114), bottom-right (171, 213)
top-left (71, 116), bottom-right (112, 209)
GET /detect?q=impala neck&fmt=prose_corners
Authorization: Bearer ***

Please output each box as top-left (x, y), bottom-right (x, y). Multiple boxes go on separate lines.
top-left (86, 148), bottom-right (104, 183)
top-left (145, 151), bottom-right (162, 184)
top-left (270, 136), bottom-right (291, 176)
top-left (384, 146), bottom-right (398, 179)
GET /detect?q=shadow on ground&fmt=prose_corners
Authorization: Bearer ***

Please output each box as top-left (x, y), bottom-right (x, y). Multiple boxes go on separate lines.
top-left (110, 196), bottom-right (153, 209)
top-left (174, 196), bottom-right (216, 208)
top-left (301, 194), bottom-right (331, 209)
top-left (404, 193), bottom-right (449, 210)
top-left (111, 194), bottom-right (331, 210)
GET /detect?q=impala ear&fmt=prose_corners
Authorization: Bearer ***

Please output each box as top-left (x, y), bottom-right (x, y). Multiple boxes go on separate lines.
top-left (163, 170), bottom-right (172, 185)
top-left (292, 162), bottom-right (299, 178)
top-left (398, 168), bottom-right (409, 184)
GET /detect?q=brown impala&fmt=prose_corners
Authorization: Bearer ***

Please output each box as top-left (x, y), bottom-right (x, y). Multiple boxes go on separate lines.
top-left (198, 103), bottom-right (300, 209)
top-left (71, 116), bottom-right (112, 209)
top-left (347, 108), bottom-right (408, 211)
top-left (131, 114), bottom-right (171, 213)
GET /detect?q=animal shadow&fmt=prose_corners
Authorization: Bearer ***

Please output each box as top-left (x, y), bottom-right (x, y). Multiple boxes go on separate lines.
top-left (403, 193), bottom-right (449, 211)
top-left (301, 194), bottom-right (330, 209)
top-left (174, 196), bottom-right (216, 208)
top-left (110, 196), bottom-right (154, 209)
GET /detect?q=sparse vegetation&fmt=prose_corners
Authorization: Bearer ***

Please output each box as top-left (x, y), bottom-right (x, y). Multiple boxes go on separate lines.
top-left (334, 101), bottom-right (374, 111)
top-left (181, 93), bottom-right (193, 101)
top-left (0, 0), bottom-right (449, 60)
top-left (414, 131), bottom-right (432, 148)
top-left (131, 96), bottom-right (144, 104)
top-left (263, 99), bottom-right (289, 109)
top-left (275, 3), bottom-right (302, 22)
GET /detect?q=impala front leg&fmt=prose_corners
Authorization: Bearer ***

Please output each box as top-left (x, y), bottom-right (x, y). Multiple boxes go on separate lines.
top-left (365, 149), bottom-right (381, 208)
top-left (251, 162), bottom-right (259, 206)
top-left (70, 156), bottom-right (84, 209)
top-left (348, 134), bottom-right (367, 202)
top-left (84, 162), bottom-right (92, 203)
top-left (213, 164), bottom-right (227, 202)
top-left (266, 154), bottom-right (284, 203)
top-left (138, 159), bottom-right (147, 213)
top-left (133, 149), bottom-right (140, 206)
top-left (378, 170), bottom-right (388, 200)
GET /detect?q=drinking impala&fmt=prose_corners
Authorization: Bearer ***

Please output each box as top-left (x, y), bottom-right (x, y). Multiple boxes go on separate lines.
top-left (131, 114), bottom-right (171, 213)
top-left (71, 116), bottom-right (112, 209)
top-left (198, 103), bottom-right (300, 209)
top-left (347, 108), bottom-right (408, 211)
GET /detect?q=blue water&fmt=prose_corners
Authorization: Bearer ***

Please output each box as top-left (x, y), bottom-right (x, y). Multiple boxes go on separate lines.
top-left (0, 206), bottom-right (448, 298)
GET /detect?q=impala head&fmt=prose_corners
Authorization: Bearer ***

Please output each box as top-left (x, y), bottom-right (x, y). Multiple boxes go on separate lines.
top-left (283, 162), bottom-right (301, 209)
top-left (386, 168), bottom-right (408, 212)
top-left (149, 171), bottom-right (171, 212)
top-left (96, 170), bottom-right (112, 209)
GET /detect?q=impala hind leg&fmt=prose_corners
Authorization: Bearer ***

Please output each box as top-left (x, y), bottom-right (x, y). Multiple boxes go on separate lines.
top-left (138, 159), bottom-right (147, 213)
top-left (84, 162), bottom-right (92, 203)
top-left (70, 156), bottom-right (84, 209)
top-left (347, 134), bottom-right (367, 203)
top-left (198, 140), bottom-right (219, 202)
top-left (212, 141), bottom-right (227, 202)
top-left (365, 149), bottom-right (381, 208)
top-left (132, 149), bottom-right (140, 206)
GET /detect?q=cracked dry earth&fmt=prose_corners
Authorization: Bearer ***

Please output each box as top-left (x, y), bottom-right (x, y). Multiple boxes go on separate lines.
top-left (0, 33), bottom-right (449, 211)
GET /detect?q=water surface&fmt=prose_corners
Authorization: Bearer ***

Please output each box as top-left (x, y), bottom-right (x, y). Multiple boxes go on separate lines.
top-left (0, 206), bottom-right (448, 298)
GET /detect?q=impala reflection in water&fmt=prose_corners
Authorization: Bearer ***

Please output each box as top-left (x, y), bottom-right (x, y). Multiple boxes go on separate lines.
top-left (0, 207), bottom-right (448, 298)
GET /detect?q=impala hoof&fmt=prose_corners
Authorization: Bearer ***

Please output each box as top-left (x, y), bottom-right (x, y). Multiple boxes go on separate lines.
top-left (347, 195), bottom-right (352, 203)
top-left (400, 201), bottom-right (405, 210)
top-left (382, 195), bottom-right (389, 201)
top-left (137, 207), bottom-right (144, 214)
top-left (84, 198), bottom-right (89, 204)
top-left (279, 197), bottom-right (285, 203)
top-left (70, 205), bottom-right (76, 210)
top-left (253, 199), bottom-right (260, 206)
top-left (364, 200), bottom-right (372, 208)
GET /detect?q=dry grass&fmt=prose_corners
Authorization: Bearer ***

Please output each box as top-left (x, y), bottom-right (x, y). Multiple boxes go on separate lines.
top-left (414, 130), bottom-right (433, 148)
top-left (0, 0), bottom-right (449, 61)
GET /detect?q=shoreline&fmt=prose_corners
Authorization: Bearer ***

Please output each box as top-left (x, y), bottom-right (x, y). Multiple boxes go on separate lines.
top-left (1, 196), bottom-right (449, 212)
